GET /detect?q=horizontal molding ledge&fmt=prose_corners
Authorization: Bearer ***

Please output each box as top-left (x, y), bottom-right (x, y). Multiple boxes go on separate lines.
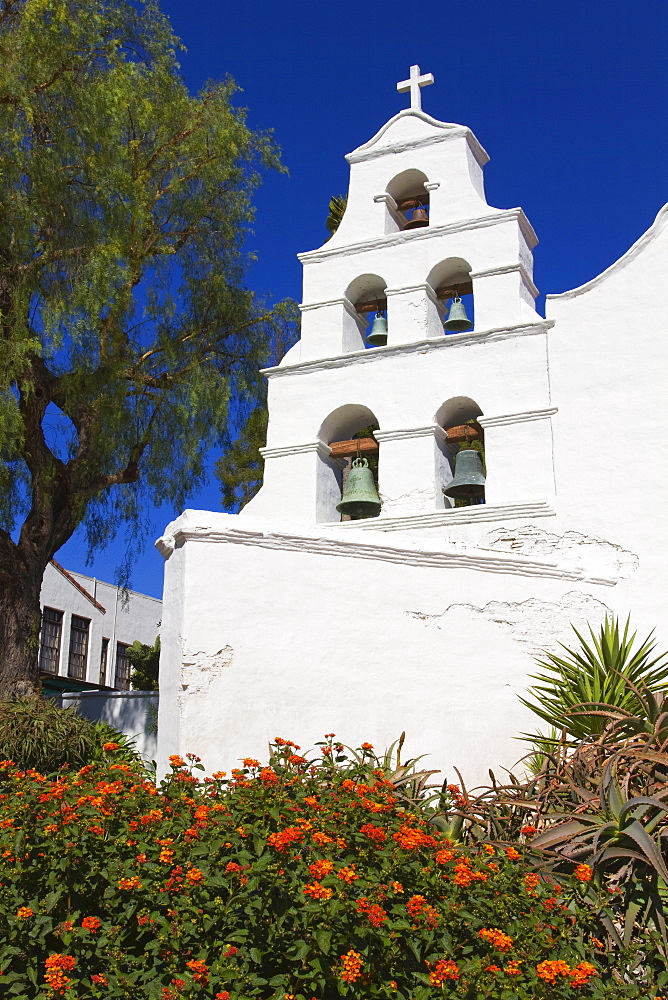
top-left (260, 440), bottom-right (331, 460)
top-left (479, 408), bottom-right (558, 428)
top-left (158, 518), bottom-right (614, 586)
top-left (329, 500), bottom-right (557, 531)
top-left (375, 425), bottom-right (447, 443)
top-left (262, 320), bottom-right (555, 379)
top-left (470, 263), bottom-right (539, 299)
top-left (298, 208), bottom-right (537, 264)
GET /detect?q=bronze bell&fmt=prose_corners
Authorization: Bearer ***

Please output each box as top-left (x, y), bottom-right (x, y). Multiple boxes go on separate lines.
top-left (404, 206), bottom-right (429, 230)
top-left (366, 311), bottom-right (388, 346)
top-left (443, 449), bottom-right (486, 501)
top-left (336, 457), bottom-right (382, 519)
top-left (444, 295), bottom-right (472, 332)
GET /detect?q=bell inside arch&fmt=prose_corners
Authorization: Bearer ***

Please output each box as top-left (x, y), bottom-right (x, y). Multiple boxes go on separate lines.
top-left (366, 310), bottom-right (388, 346)
top-left (444, 296), bottom-right (472, 332)
top-left (443, 449), bottom-right (485, 501)
top-left (404, 205), bottom-right (429, 230)
top-left (336, 457), bottom-right (382, 518)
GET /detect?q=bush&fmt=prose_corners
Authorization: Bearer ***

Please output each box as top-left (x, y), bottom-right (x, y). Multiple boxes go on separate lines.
top-left (0, 697), bottom-right (146, 775)
top-left (0, 737), bottom-right (651, 999)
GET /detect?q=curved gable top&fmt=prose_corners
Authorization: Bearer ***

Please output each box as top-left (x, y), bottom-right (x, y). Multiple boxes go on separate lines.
top-left (346, 109), bottom-right (489, 166)
top-left (547, 204), bottom-right (668, 302)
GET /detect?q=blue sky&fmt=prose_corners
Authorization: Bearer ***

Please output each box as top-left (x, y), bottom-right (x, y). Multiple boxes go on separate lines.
top-left (55, 0), bottom-right (668, 598)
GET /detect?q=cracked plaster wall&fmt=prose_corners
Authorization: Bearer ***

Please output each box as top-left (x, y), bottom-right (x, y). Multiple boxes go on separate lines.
top-left (479, 526), bottom-right (638, 582)
top-left (406, 590), bottom-right (612, 656)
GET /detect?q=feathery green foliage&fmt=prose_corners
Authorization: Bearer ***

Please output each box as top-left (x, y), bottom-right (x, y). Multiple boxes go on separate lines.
top-left (0, 0), bottom-right (296, 691)
top-left (128, 636), bottom-right (160, 691)
top-left (325, 194), bottom-right (347, 237)
top-left (0, 696), bottom-right (144, 774)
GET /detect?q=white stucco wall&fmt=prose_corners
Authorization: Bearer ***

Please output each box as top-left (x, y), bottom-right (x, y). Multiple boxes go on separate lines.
top-left (61, 690), bottom-right (159, 762)
top-left (156, 102), bottom-right (668, 788)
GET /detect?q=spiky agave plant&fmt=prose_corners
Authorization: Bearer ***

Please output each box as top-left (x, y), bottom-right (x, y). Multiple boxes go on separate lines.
top-left (520, 616), bottom-right (668, 741)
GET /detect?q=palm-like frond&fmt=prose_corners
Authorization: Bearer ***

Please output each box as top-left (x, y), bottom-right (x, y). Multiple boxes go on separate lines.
top-left (520, 616), bottom-right (668, 740)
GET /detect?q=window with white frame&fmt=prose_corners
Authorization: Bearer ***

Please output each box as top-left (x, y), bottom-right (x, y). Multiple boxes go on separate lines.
top-left (115, 642), bottom-right (131, 691)
top-left (99, 637), bottom-right (109, 687)
top-left (39, 607), bottom-right (63, 674)
top-left (67, 615), bottom-right (90, 680)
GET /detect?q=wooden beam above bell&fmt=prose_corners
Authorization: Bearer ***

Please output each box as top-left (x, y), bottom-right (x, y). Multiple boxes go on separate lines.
top-left (444, 423), bottom-right (483, 443)
top-left (436, 281), bottom-right (473, 301)
top-left (329, 437), bottom-right (379, 458)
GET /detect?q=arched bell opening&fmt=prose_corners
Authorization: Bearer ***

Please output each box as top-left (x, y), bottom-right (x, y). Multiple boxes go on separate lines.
top-left (345, 274), bottom-right (388, 349)
top-left (434, 396), bottom-right (485, 508)
top-left (385, 169), bottom-right (430, 233)
top-left (316, 404), bottom-right (381, 522)
top-left (427, 258), bottom-right (474, 337)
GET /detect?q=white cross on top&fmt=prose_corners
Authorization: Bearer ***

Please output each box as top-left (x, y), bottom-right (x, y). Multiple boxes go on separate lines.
top-left (397, 64), bottom-right (434, 111)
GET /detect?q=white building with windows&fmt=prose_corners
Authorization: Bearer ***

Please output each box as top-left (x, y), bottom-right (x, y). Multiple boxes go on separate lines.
top-left (39, 561), bottom-right (161, 693)
top-left (157, 67), bottom-right (668, 783)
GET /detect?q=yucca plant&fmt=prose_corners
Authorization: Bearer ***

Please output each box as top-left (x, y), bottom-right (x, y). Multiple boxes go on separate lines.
top-left (520, 616), bottom-right (668, 741)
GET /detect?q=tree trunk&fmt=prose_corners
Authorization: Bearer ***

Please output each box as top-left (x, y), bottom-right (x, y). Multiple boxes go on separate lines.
top-left (0, 545), bottom-right (46, 699)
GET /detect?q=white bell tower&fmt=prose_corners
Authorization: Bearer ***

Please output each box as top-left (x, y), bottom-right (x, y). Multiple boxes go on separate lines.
top-left (157, 66), bottom-right (668, 787)
top-left (243, 65), bottom-right (551, 526)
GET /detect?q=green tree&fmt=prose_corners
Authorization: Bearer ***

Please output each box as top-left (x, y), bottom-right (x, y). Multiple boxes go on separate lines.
top-left (128, 635), bottom-right (160, 691)
top-left (0, 0), bottom-right (293, 696)
top-left (325, 193), bottom-right (347, 237)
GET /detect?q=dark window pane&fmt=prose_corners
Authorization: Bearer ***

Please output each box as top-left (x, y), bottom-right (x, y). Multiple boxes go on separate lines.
top-left (115, 643), bottom-right (131, 691)
top-left (39, 608), bottom-right (63, 674)
top-left (68, 616), bottom-right (90, 680)
top-left (99, 638), bottom-right (109, 687)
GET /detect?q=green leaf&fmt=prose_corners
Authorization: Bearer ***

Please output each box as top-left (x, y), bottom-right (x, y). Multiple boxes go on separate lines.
top-left (313, 929), bottom-right (331, 955)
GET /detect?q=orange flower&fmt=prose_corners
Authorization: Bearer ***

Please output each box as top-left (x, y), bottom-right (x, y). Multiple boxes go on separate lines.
top-left (118, 876), bottom-right (142, 890)
top-left (303, 882), bottom-right (333, 900)
top-left (524, 873), bottom-right (540, 894)
top-left (356, 897), bottom-right (388, 926)
top-left (82, 916), bottom-right (102, 932)
top-left (339, 949), bottom-right (362, 983)
top-left (260, 768), bottom-right (279, 784)
top-left (390, 880), bottom-right (404, 893)
top-left (91, 974), bottom-right (107, 985)
top-left (17, 906), bottom-right (33, 920)
top-left (569, 961), bottom-right (598, 988)
top-left (428, 959), bottom-right (460, 985)
top-left (536, 959), bottom-right (571, 983)
top-left (337, 865), bottom-right (358, 883)
top-left (361, 742), bottom-right (374, 750)
top-left (242, 757), bottom-right (261, 768)
top-left (435, 848), bottom-right (456, 864)
top-left (406, 894), bottom-right (427, 919)
top-left (45, 954), bottom-right (76, 971)
top-left (574, 863), bottom-right (593, 882)
top-left (479, 928), bottom-right (513, 952)
top-left (185, 866), bottom-right (204, 884)
top-left (504, 961), bottom-right (522, 976)
top-left (169, 755), bottom-right (185, 768)
top-left (267, 826), bottom-right (304, 851)
top-left (102, 742), bottom-right (119, 751)
top-left (453, 858), bottom-right (488, 886)
top-left (393, 824), bottom-right (437, 850)
top-left (521, 824), bottom-right (538, 836)
top-left (505, 846), bottom-right (521, 860)
top-left (309, 859), bottom-right (334, 880)
top-left (186, 959), bottom-right (208, 985)
top-left (360, 822), bottom-right (386, 844)
top-left (485, 965), bottom-right (502, 973)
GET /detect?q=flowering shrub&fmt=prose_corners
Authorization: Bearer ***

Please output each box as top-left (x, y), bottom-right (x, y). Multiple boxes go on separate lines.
top-left (0, 738), bottom-right (654, 998)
